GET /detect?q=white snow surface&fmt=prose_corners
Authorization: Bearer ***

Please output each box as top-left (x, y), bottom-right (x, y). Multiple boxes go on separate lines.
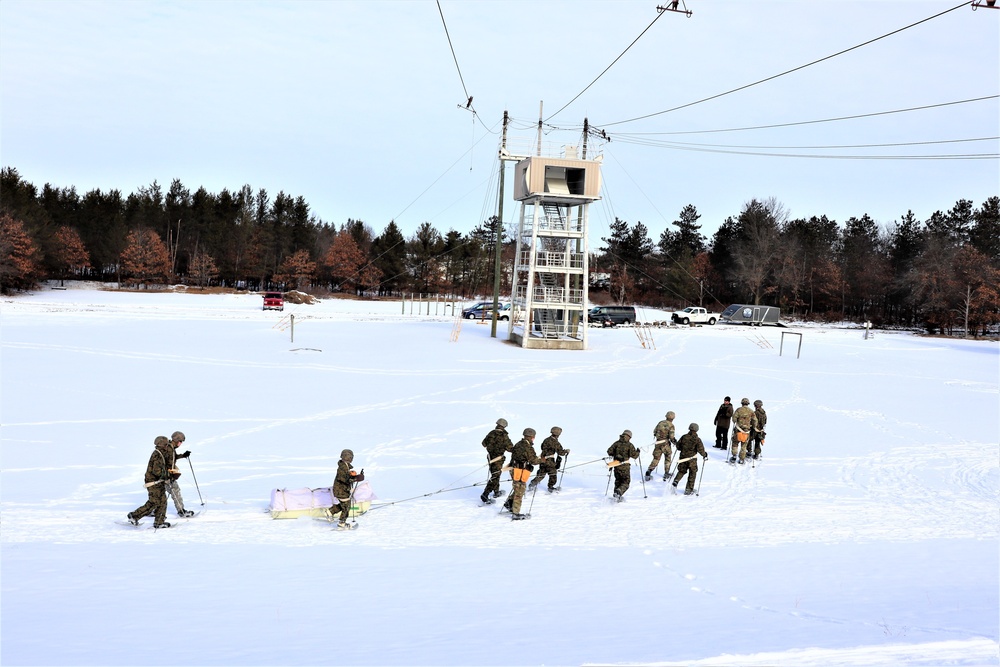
top-left (1, 286), bottom-right (997, 667)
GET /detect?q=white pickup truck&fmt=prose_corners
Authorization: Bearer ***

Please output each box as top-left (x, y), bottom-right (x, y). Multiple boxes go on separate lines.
top-left (670, 306), bottom-right (721, 325)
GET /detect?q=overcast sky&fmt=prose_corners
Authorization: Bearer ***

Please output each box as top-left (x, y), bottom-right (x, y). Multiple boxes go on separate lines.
top-left (2, 0), bottom-right (997, 247)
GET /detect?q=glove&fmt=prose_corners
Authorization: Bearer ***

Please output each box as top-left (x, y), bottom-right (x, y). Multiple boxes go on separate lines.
top-left (351, 470), bottom-right (365, 483)
top-left (177, 450), bottom-right (191, 459)
top-left (563, 449), bottom-right (570, 455)
top-left (701, 453), bottom-right (708, 459)
top-left (170, 472), bottom-right (181, 480)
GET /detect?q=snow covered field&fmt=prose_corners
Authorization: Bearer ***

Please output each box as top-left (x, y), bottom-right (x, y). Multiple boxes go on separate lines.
top-left (2, 286), bottom-right (997, 666)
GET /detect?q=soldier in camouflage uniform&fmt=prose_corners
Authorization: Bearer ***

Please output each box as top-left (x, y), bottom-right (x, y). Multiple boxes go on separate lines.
top-left (645, 411), bottom-right (676, 481)
top-left (127, 435), bottom-right (176, 528)
top-left (751, 400), bottom-right (767, 459)
top-left (505, 428), bottom-right (540, 519)
top-left (671, 423), bottom-right (707, 495)
top-left (332, 449), bottom-right (364, 528)
top-left (480, 418), bottom-right (514, 504)
top-left (166, 431), bottom-right (194, 517)
top-left (607, 430), bottom-right (639, 501)
top-left (730, 398), bottom-right (758, 464)
top-left (529, 426), bottom-right (570, 492)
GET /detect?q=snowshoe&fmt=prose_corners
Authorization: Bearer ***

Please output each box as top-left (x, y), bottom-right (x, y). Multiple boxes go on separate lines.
top-left (177, 509), bottom-right (195, 518)
top-left (336, 522), bottom-right (358, 531)
top-left (492, 490), bottom-right (506, 499)
top-left (546, 486), bottom-right (558, 494)
top-left (480, 496), bottom-right (496, 506)
top-left (683, 490), bottom-right (694, 496)
top-left (153, 522), bottom-right (172, 529)
top-left (127, 512), bottom-right (139, 526)
top-left (511, 513), bottom-right (528, 521)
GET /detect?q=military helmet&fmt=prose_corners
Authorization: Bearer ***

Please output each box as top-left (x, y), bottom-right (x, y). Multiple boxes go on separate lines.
top-left (689, 423), bottom-right (699, 432)
top-left (496, 418), bottom-right (508, 428)
top-left (550, 426), bottom-right (562, 436)
top-left (666, 411), bottom-right (675, 420)
top-left (154, 435), bottom-right (170, 447)
top-left (622, 429), bottom-right (633, 439)
top-left (340, 449), bottom-right (354, 463)
top-left (523, 428), bottom-right (536, 438)
top-left (754, 400), bottom-right (763, 408)
top-left (741, 398), bottom-right (750, 406)
top-left (170, 431), bottom-right (186, 443)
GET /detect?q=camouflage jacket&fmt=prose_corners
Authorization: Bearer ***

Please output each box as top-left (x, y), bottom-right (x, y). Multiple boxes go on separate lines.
top-left (482, 427), bottom-right (513, 461)
top-left (714, 402), bottom-right (733, 427)
top-left (653, 419), bottom-right (675, 443)
top-left (607, 437), bottom-right (639, 463)
top-left (675, 432), bottom-right (707, 459)
top-left (510, 438), bottom-right (540, 471)
top-left (144, 441), bottom-right (175, 484)
top-left (733, 406), bottom-right (758, 431)
top-left (333, 459), bottom-right (355, 499)
top-left (754, 408), bottom-right (767, 430)
top-left (539, 435), bottom-right (567, 461)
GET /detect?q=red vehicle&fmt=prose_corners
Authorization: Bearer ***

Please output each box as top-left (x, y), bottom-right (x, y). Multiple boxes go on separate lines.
top-left (262, 292), bottom-right (284, 311)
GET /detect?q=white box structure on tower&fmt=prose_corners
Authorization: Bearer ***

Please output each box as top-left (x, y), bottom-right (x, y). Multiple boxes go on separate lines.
top-left (507, 154), bottom-right (602, 350)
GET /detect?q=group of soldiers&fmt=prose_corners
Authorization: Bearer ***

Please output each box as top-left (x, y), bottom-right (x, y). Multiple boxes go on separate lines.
top-left (480, 396), bottom-right (769, 511)
top-left (712, 396), bottom-right (768, 464)
top-left (127, 431), bottom-right (195, 528)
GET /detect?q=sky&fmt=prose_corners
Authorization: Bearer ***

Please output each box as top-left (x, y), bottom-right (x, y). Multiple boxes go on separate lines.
top-left (1, 0), bottom-right (997, 247)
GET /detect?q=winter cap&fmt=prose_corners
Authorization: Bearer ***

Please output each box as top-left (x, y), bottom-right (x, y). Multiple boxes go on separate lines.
top-left (754, 400), bottom-right (763, 408)
top-left (550, 426), bottom-right (562, 436)
top-left (170, 431), bottom-right (186, 443)
top-left (741, 398), bottom-right (750, 406)
top-left (666, 411), bottom-right (675, 420)
top-left (621, 429), bottom-right (632, 439)
top-left (340, 449), bottom-right (354, 463)
top-left (523, 428), bottom-right (536, 438)
top-left (154, 436), bottom-right (170, 447)
top-left (724, 396), bottom-right (731, 402)
top-left (496, 418), bottom-right (508, 428)
top-left (689, 423), bottom-right (699, 432)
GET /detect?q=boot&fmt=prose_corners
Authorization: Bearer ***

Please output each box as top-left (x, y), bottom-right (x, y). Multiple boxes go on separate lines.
top-left (153, 521), bottom-right (171, 529)
top-left (480, 493), bottom-right (493, 505)
top-left (127, 512), bottom-right (139, 526)
top-left (177, 509), bottom-right (195, 518)
top-left (644, 470), bottom-right (653, 481)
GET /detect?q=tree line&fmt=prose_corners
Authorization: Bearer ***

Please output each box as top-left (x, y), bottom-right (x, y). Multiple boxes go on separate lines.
top-left (598, 196), bottom-right (999, 335)
top-left (1, 166), bottom-right (997, 334)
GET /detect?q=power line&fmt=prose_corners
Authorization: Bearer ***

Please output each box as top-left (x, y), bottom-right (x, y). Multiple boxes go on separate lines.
top-left (622, 143), bottom-right (998, 160)
top-left (614, 135), bottom-right (1000, 151)
top-left (436, 0), bottom-right (470, 103)
top-left (545, 8), bottom-right (670, 123)
top-left (609, 95), bottom-right (1000, 136)
top-left (600, 1), bottom-right (974, 128)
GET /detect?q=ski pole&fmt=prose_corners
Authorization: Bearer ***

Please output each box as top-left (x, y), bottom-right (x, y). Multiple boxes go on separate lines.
top-left (525, 474), bottom-right (541, 518)
top-left (696, 457), bottom-right (706, 496)
top-left (604, 460), bottom-right (614, 497)
top-left (186, 457), bottom-right (205, 506)
top-left (348, 469), bottom-right (363, 526)
top-left (637, 453), bottom-right (647, 498)
top-left (555, 452), bottom-right (569, 491)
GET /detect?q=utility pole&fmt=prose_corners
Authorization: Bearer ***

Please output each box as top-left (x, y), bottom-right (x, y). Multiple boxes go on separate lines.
top-left (491, 110), bottom-right (509, 338)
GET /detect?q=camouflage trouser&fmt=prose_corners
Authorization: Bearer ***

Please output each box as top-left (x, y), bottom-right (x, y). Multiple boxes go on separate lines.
top-left (531, 458), bottom-right (560, 489)
top-left (731, 430), bottom-right (749, 462)
top-left (647, 442), bottom-right (672, 475)
top-left (335, 496), bottom-right (350, 522)
top-left (612, 463), bottom-right (631, 497)
top-left (165, 479), bottom-right (186, 514)
top-left (510, 480), bottom-right (527, 514)
top-left (672, 458), bottom-right (699, 493)
top-left (751, 431), bottom-right (764, 458)
top-left (484, 461), bottom-right (504, 497)
top-left (132, 482), bottom-right (167, 525)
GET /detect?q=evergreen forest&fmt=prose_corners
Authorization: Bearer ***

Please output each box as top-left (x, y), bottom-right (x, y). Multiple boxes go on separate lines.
top-left (1, 167), bottom-right (997, 336)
